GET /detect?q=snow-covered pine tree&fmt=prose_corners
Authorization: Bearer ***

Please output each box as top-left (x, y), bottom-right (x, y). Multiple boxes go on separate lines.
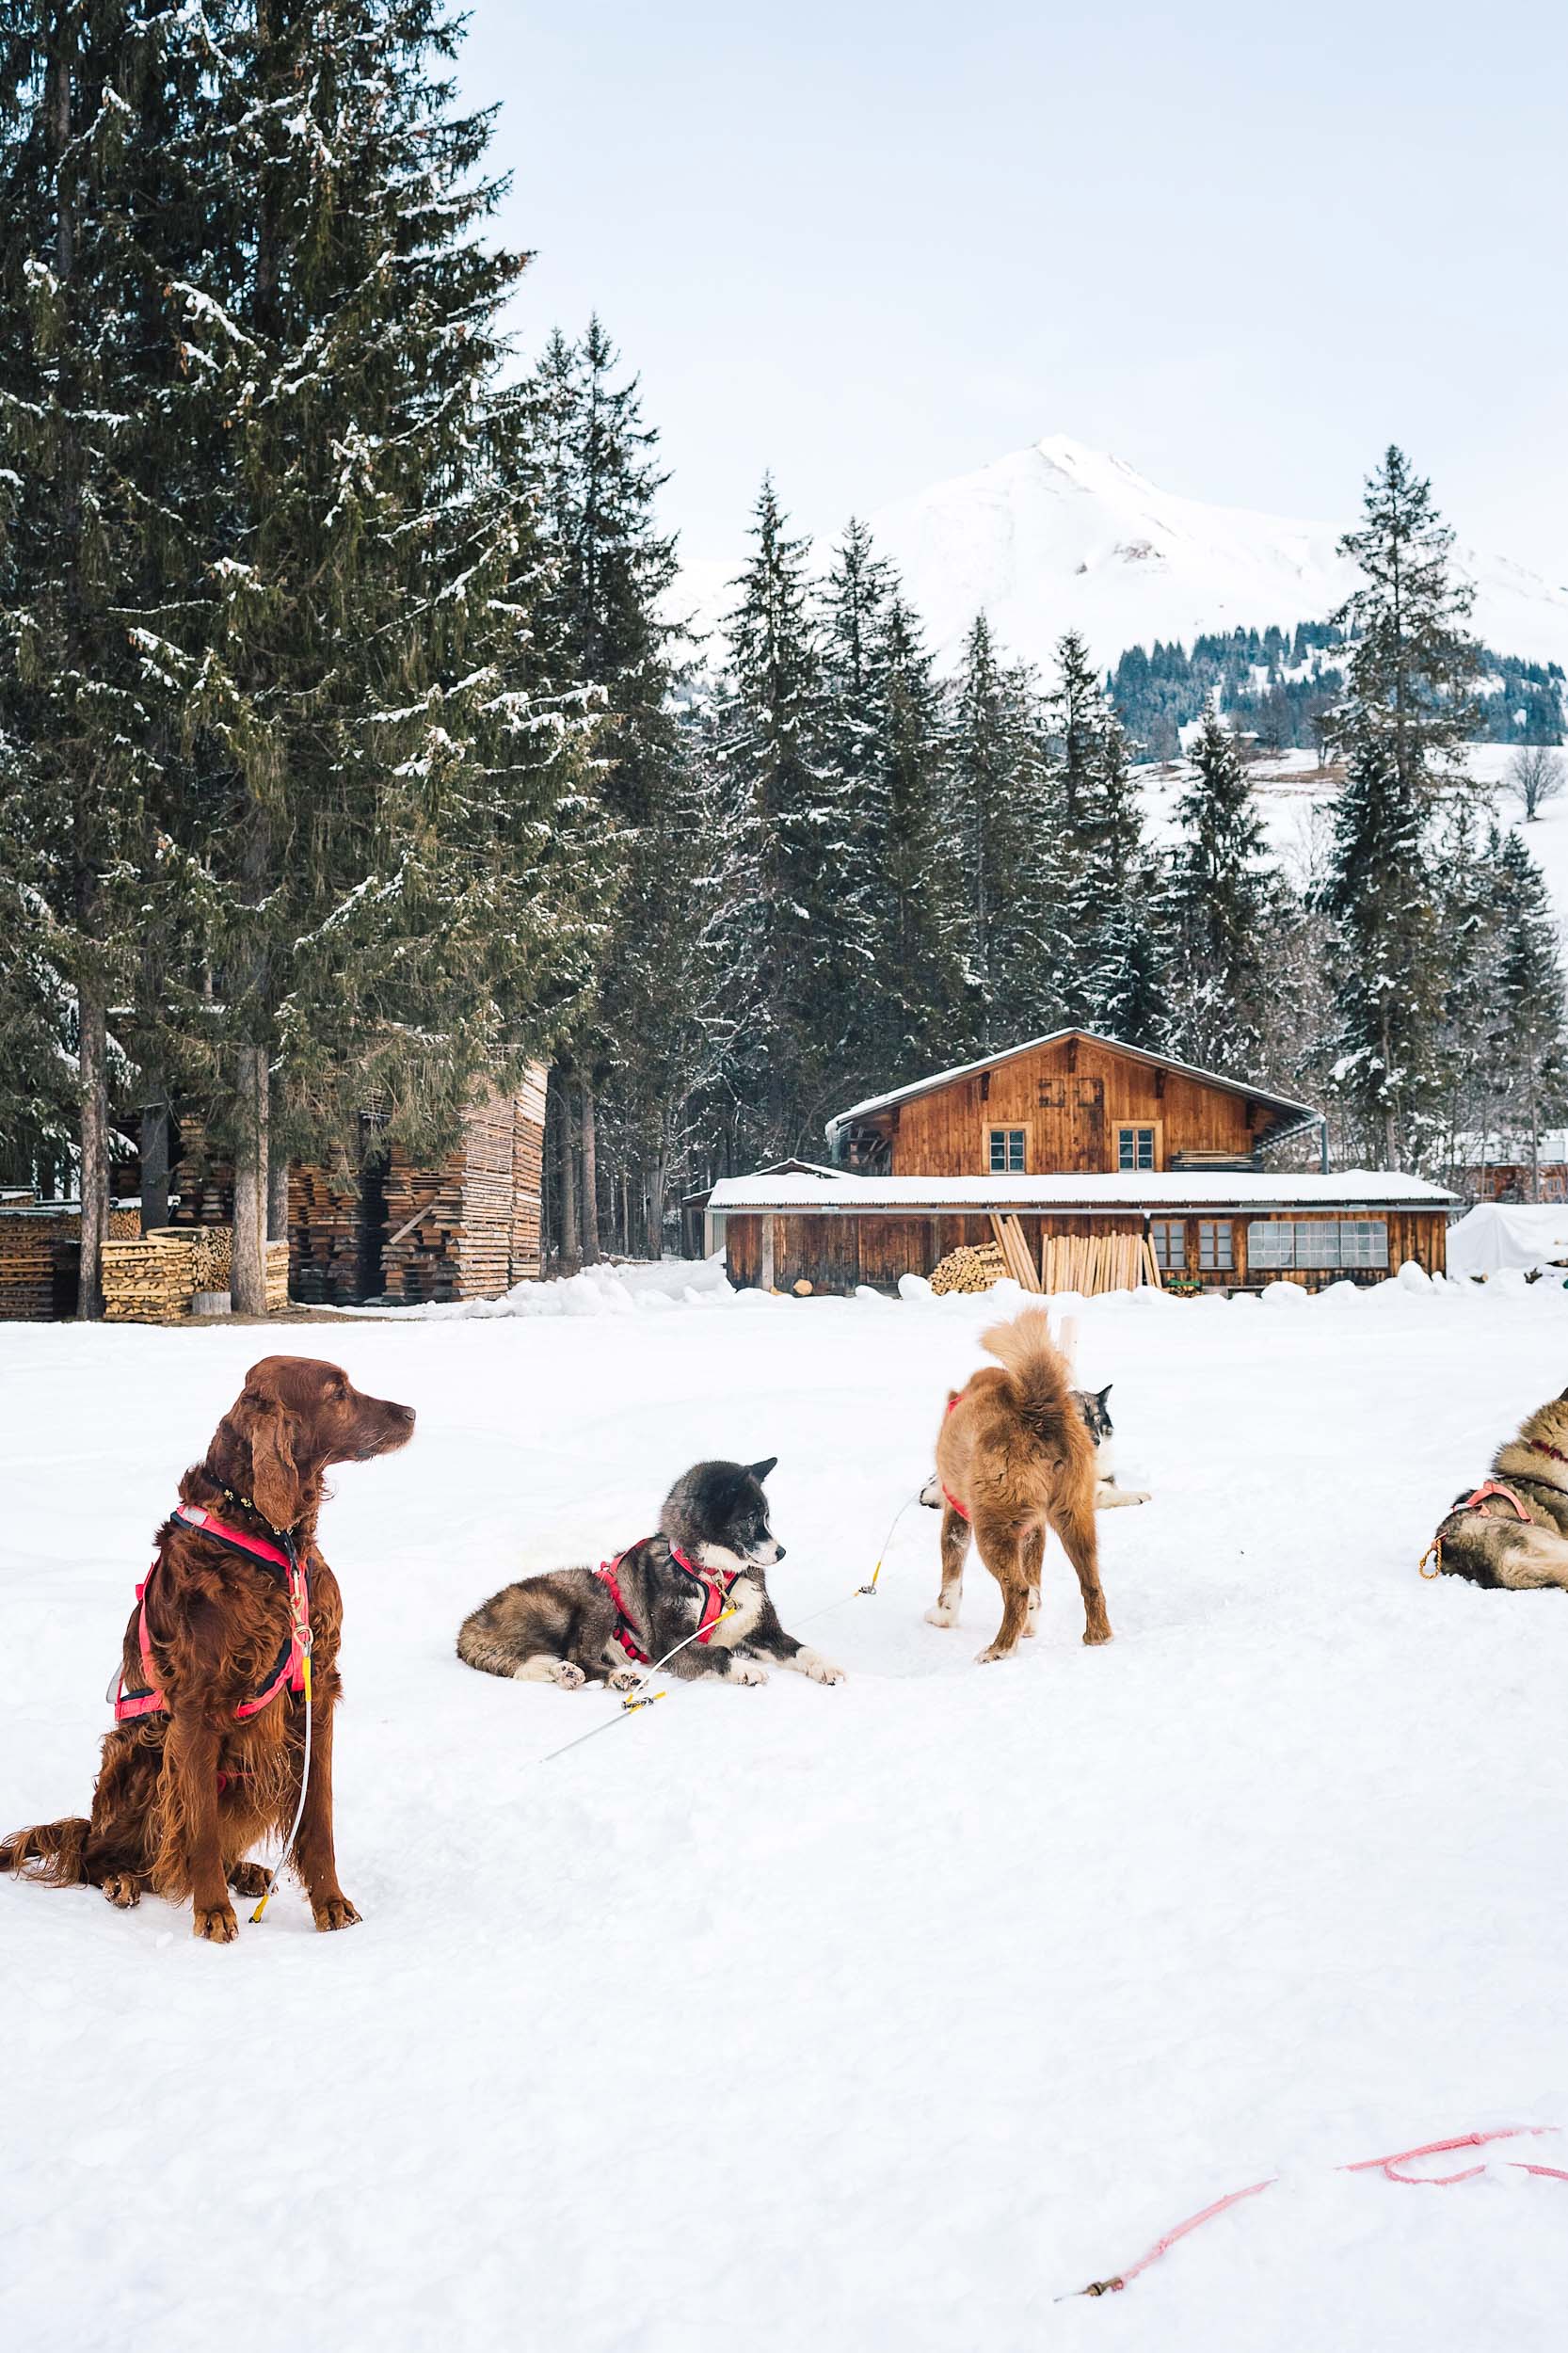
top-left (0, 3), bottom-right (224, 1304)
top-left (1064, 706), bottom-right (1169, 1047)
top-left (1047, 628), bottom-right (1104, 835)
top-left (817, 519), bottom-right (896, 1084)
top-left (876, 584), bottom-right (969, 1072)
top-left (1164, 709), bottom-right (1277, 1070)
top-left (1320, 448), bottom-right (1479, 1166)
top-left (1488, 827), bottom-right (1568, 1197)
top-left (943, 614), bottom-right (1062, 1049)
top-left (707, 477), bottom-right (835, 1159)
top-left (525, 317), bottom-right (681, 1261)
top-left (159, 1), bottom-right (606, 1306)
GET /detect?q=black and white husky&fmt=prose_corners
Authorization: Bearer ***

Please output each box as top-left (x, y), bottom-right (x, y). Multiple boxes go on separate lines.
top-left (920, 1384), bottom-right (1149, 1513)
top-left (456, 1458), bottom-right (845, 1690)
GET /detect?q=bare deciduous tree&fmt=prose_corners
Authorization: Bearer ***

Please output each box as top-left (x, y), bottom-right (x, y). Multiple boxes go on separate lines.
top-left (1506, 744), bottom-right (1566, 822)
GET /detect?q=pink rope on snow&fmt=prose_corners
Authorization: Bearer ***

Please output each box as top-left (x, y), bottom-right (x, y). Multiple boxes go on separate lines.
top-left (1066, 2125), bottom-right (1565, 2300)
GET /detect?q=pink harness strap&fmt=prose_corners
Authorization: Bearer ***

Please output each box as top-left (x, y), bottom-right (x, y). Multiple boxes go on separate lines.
top-left (114, 1503), bottom-right (309, 1726)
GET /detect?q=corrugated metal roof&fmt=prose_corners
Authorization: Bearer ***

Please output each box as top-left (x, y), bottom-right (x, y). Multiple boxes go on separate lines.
top-left (710, 1170), bottom-right (1456, 1212)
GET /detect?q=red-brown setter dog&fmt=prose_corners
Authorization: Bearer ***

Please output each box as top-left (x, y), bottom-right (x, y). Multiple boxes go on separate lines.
top-left (2, 1356), bottom-right (413, 1941)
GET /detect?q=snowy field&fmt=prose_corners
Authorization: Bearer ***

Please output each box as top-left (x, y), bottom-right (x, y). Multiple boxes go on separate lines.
top-left (5, 1272), bottom-right (1568, 2351)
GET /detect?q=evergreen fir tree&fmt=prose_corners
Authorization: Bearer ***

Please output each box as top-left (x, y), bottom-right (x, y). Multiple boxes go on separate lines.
top-left (1064, 709), bottom-right (1168, 1046)
top-left (1490, 828), bottom-right (1568, 1194)
top-left (1320, 449), bottom-right (1479, 1164)
top-left (707, 477), bottom-right (835, 1157)
top-left (1165, 709), bottom-right (1277, 1069)
top-left (944, 615), bottom-right (1059, 1048)
top-left (154, 0), bottom-right (607, 1305)
top-left (817, 519), bottom-right (894, 1079)
top-left (876, 586), bottom-right (968, 1071)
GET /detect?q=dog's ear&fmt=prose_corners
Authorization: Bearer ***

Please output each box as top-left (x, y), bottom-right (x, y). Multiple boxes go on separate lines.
top-left (247, 1395), bottom-right (304, 1530)
top-left (1097, 1384), bottom-right (1112, 1403)
top-left (747, 1457), bottom-right (777, 1483)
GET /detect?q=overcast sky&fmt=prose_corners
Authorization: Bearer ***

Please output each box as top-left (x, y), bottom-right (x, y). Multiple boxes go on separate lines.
top-left (458, 1), bottom-right (1568, 582)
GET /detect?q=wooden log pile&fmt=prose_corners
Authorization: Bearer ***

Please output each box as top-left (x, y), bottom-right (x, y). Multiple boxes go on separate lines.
top-left (265, 1240), bottom-right (290, 1313)
top-left (929, 1241), bottom-right (1009, 1295)
top-left (148, 1225), bottom-right (232, 1293)
top-left (103, 1234), bottom-right (196, 1323)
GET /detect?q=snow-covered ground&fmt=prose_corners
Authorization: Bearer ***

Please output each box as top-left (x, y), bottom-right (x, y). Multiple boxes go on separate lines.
top-left (5, 1274), bottom-right (1568, 2351)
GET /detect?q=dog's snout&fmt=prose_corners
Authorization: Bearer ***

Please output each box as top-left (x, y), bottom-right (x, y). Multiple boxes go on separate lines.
top-left (770, 1541), bottom-right (786, 1562)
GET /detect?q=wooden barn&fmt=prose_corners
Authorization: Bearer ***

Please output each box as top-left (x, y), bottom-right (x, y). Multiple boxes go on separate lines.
top-left (709, 1032), bottom-right (1456, 1295)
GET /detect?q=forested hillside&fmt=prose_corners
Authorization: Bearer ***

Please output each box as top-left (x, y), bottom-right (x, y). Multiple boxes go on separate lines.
top-left (2, 6), bottom-right (1563, 1299)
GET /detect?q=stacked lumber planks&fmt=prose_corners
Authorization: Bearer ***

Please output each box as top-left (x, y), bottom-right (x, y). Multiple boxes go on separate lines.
top-left (0, 1205), bottom-right (141, 1320)
top-left (1038, 1229), bottom-right (1162, 1295)
top-left (289, 1159), bottom-right (361, 1304)
top-left (382, 1079), bottom-right (547, 1305)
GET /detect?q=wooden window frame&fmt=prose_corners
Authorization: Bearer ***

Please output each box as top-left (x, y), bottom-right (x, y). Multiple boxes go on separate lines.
top-left (1114, 1120), bottom-right (1163, 1174)
top-left (1150, 1216), bottom-right (1186, 1271)
top-left (984, 1123), bottom-right (1030, 1176)
top-left (1197, 1218), bottom-right (1234, 1272)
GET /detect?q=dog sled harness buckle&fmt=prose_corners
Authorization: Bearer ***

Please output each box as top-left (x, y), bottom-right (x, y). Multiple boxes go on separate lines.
top-left (112, 1504), bottom-right (311, 1723)
top-left (597, 1542), bottom-right (738, 1668)
top-left (1419, 1479), bottom-right (1534, 1578)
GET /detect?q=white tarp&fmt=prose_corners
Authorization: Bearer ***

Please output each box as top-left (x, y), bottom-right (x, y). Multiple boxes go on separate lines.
top-left (1446, 1200), bottom-right (1568, 1278)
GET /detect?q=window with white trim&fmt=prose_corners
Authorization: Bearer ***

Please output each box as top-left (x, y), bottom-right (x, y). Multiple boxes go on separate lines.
top-left (1198, 1219), bottom-right (1234, 1271)
top-left (1150, 1217), bottom-right (1186, 1271)
top-left (1246, 1218), bottom-right (1388, 1271)
top-left (987, 1127), bottom-right (1028, 1174)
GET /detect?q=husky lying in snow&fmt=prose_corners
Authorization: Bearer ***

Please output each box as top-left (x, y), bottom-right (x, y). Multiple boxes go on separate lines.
top-left (456, 1458), bottom-right (844, 1689)
top-left (920, 1381), bottom-right (1148, 1516)
top-left (920, 1309), bottom-right (1112, 1662)
top-left (1431, 1389), bottom-right (1568, 1591)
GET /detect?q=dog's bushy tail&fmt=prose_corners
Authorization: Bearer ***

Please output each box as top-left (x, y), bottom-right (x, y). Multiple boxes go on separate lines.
top-left (0, 1817), bottom-right (89, 1886)
top-left (980, 1309), bottom-right (1079, 1452)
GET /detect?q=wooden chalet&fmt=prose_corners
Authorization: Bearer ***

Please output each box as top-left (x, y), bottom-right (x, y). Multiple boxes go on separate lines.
top-left (709, 1031), bottom-right (1456, 1296)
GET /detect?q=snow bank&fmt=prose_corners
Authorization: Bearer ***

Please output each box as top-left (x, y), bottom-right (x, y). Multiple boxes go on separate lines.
top-left (352, 1252), bottom-right (739, 1321)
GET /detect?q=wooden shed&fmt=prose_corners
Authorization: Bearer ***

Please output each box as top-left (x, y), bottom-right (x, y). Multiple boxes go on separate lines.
top-left (710, 1033), bottom-right (1455, 1296)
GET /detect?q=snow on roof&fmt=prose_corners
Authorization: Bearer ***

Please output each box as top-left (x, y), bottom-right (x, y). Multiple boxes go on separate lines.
top-left (709, 1170), bottom-right (1456, 1212)
top-left (825, 1031), bottom-right (1318, 1135)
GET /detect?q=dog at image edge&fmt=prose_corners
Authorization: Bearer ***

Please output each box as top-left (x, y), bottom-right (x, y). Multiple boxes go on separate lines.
top-left (456, 1457), bottom-right (844, 1688)
top-left (1432, 1387), bottom-right (1568, 1590)
top-left (924, 1309), bottom-right (1112, 1661)
top-left (1, 1356), bottom-right (414, 1941)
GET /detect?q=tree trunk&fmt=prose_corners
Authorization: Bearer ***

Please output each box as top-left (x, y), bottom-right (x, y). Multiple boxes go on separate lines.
top-left (139, 1097), bottom-right (170, 1234)
top-left (267, 1139), bottom-right (290, 1242)
top-left (557, 1071), bottom-right (579, 1274)
top-left (579, 1082), bottom-right (600, 1264)
top-left (76, 995), bottom-right (108, 1319)
top-left (231, 1045), bottom-right (269, 1313)
top-left (647, 1155), bottom-right (666, 1261)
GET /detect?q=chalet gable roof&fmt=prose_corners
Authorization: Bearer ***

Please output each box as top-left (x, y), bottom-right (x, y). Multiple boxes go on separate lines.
top-left (825, 1030), bottom-right (1319, 1146)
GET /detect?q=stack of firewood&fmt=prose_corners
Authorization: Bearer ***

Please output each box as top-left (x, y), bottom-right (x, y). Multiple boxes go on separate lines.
top-left (265, 1240), bottom-right (290, 1312)
top-left (148, 1225), bottom-right (232, 1294)
top-left (102, 1234), bottom-right (196, 1323)
top-left (929, 1241), bottom-right (1010, 1295)
top-left (0, 1224), bottom-right (56, 1319)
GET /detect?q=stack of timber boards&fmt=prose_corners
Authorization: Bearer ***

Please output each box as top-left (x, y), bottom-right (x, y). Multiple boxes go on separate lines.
top-left (383, 1085), bottom-right (543, 1304)
top-left (988, 1215), bottom-right (1044, 1291)
top-left (289, 1160), bottom-right (361, 1304)
top-left (509, 1066), bottom-right (547, 1284)
top-left (0, 1205), bottom-right (140, 1320)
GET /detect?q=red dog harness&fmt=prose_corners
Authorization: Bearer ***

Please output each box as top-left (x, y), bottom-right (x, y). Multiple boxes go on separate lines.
top-left (113, 1503), bottom-right (311, 1724)
top-left (1419, 1479), bottom-right (1534, 1578)
top-left (595, 1543), bottom-right (737, 1669)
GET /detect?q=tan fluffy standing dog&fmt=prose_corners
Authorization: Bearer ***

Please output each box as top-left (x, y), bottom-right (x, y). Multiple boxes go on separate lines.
top-left (926, 1308), bottom-right (1113, 1662)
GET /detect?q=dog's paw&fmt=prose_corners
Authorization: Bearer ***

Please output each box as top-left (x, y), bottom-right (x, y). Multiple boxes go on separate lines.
top-left (799, 1649), bottom-right (845, 1685)
top-left (975, 1641), bottom-right (1019, 1665)
top-left (730, 1660), bottom-right (770, 1685)
top-left (607, 1667), bottom-right (642, 1693)
top-left (312, 1895), bottom-right (362, 1932)
top-left (552, 1661), bottom-right (586, 1690)
top-left (1081, 1625), bottom-right (1114, 1647)
top-left (193, 1900), bottom-right (238, 1943)
top-left (924, 1601), bottom-right (958, 1628)
top-left (228, 1862), bottom-right (270, 1898)
top-left (918, 1474), bottom-right (942, 1509)
top-left (102, 1871), bottom-right (141, 1910)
